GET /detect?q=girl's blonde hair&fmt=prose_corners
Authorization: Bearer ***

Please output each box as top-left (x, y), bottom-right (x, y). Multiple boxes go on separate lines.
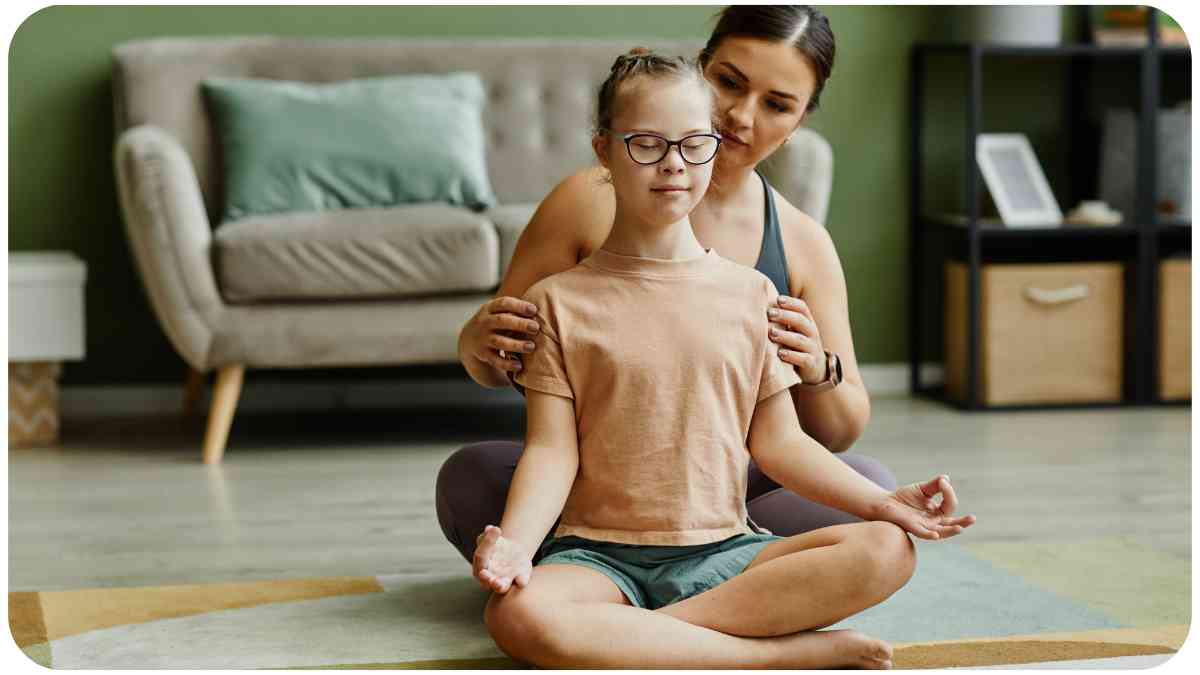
top-left (593, 47), bottom-right (717, 135)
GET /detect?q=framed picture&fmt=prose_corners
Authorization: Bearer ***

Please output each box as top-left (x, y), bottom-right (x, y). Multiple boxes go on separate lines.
top-left (976, 133), bottom-right (1063, 227)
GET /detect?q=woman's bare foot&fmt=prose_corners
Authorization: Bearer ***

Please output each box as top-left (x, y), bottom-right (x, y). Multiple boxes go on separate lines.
top-left (775, 628), bottom-right (893, 669)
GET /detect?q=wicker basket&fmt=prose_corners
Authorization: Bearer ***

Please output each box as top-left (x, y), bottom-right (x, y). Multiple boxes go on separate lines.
top-left (8, 361), bottom-right (63, 448)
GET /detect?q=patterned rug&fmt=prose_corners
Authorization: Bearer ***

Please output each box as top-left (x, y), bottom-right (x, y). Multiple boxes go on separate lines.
top-left (10, 536), bottom-right (1188, 669)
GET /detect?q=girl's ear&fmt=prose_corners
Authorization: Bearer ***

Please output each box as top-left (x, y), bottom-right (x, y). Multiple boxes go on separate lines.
top-left (592, 133), bottom-right (610, 170)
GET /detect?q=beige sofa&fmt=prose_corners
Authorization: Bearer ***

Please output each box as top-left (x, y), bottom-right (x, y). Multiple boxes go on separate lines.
top-left (111, 37), bottom-right (833, 464)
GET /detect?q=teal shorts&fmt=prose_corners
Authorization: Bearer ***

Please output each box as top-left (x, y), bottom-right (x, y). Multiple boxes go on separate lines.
top-left (533, 531), bottom-right (785, 610)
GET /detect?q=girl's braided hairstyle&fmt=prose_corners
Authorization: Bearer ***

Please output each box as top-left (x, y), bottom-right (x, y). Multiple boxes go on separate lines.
top-left (594, 47), bottom-right (716, 135)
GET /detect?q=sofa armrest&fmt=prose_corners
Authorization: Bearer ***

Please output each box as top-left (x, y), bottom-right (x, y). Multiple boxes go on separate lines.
top-left (113, 124), bottom-right (224, 371)
top-left (760, 126), bottom-right (834, 226)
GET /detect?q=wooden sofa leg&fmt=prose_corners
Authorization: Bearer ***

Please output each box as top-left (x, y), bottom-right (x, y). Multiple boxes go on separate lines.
top-left (202, 364), bottom-right (245, 465)
top-left (182, 367), bottom-right (207, 417)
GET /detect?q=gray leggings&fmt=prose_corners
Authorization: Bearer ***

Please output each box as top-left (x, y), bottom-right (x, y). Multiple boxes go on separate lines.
top-left (435, 440), bottom-right (898, 564)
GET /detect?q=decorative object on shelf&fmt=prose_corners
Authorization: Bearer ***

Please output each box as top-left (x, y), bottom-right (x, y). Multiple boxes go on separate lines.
top-left (949, 6), bottom-right (1062, 45)
top-left (975, 134), bottom-right (1063, 228)
top-left (1099, 101), bottom-right (1192, 223)
top-left (1159, 101), bottom-right (1191, 221)
top-left (1089, 6), bottom-right (1189, 47)
top-left (1064, 200), bottom-right (1123, 226)
top-left (8, 251), bottom-right (87, 448)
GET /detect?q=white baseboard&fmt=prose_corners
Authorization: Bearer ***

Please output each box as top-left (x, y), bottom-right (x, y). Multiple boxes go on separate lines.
top-left (59, 362), bottom-right (945, 420)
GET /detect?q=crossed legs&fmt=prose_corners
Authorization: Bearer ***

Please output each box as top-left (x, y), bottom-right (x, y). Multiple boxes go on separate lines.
top-left (484, 520), bottom-right (914, 668)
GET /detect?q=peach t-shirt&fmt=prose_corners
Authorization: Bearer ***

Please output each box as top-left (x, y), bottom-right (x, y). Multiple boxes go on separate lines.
top-left (513, 246), bottom-right (801, 546)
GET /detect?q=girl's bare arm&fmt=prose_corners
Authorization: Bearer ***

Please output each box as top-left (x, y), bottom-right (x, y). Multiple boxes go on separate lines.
top-left (496, 389), bottom-right (581, 557)
top-left (747, 388), bottom-right (889, 520)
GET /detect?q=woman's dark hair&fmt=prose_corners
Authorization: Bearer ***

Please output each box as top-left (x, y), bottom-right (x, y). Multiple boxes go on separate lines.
top-left (699, 5), bottom-right (835, 113)
top-left (594, 47), bottom-right (715, 134)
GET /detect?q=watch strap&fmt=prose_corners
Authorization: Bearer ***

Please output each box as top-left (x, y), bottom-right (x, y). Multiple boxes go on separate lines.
top-left (800, 349), bottom-right (842, 392)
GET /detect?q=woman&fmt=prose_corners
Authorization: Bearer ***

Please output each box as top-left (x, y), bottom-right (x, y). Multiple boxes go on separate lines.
top-left (439, 5), bottom-right (891, 565)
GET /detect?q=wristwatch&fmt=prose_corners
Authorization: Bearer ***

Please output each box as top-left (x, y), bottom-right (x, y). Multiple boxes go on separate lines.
top-left (800, 349), bottom-right (842, 392)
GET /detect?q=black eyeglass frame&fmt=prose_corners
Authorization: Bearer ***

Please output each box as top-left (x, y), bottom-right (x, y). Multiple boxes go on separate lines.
top-left (613, 131), bottom-right (723, 166)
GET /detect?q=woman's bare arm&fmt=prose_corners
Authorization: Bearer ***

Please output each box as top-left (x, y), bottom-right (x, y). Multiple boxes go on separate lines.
top-left (775, 196), bottom-right (872, 452)
top-left (458, 167), bottom-right (613, 388)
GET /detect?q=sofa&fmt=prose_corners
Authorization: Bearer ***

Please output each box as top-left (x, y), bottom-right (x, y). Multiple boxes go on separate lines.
top-left (111, 36), bottom-right (834, 464)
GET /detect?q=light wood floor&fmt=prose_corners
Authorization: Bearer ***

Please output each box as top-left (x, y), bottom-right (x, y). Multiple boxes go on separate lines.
top-left (8, 395), bottom-right (1190, 592)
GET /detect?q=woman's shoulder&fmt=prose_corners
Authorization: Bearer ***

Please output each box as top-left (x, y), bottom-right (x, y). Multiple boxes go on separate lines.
top-left (496, 165), bottom-right (614, 299)
top-left (530, 165), bottom-right (614, 251)
top-left (768, 186), bottom-right (841, 295)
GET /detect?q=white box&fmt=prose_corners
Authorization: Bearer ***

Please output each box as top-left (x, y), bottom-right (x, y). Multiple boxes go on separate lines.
top-left (8, 252), bottom-right (87, 361)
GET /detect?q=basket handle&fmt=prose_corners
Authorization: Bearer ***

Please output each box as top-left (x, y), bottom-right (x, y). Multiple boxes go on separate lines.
top-left (1023, 283), bottom-right (1091, 305)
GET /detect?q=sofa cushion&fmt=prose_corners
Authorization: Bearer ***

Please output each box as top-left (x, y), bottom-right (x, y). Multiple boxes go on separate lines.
top-left (201, 72), bottom-right (497, 223)
top-left (484, 203), bottom-right (537, 280)
top-left (215, 204), bottom-right (499, 303)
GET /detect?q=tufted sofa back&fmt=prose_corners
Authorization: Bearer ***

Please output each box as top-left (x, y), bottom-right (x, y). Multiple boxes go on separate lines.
top-left (112, 36), bottom-right (705, 221)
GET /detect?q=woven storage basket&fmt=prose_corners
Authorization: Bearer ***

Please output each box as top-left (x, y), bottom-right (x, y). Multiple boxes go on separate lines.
top-left (945, 261), bottom-right (1124, 405)
top-left (9, 361), bottom-right (63, 448)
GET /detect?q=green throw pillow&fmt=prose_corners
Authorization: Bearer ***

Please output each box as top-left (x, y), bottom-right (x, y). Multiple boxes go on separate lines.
top-left (201, 72), bottom-right (497, 222)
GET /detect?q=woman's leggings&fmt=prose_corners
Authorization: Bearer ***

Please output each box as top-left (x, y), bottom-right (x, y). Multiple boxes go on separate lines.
top-left (435, 440), bottom-right (899, 564)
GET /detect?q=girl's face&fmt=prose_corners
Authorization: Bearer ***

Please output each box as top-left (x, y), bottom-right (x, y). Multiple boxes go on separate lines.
top-left (702, 36), bottom-right (818, 170)
top-left (593, 76), bottom-right (718, 229)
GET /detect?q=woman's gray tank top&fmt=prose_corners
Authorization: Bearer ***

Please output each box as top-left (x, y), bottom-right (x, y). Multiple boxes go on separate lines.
top-left (752, 171), bottom-right (792, 296)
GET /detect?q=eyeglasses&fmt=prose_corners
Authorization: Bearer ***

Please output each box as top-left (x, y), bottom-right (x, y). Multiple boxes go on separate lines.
top-left (613, 132), bottom-right (722, 165)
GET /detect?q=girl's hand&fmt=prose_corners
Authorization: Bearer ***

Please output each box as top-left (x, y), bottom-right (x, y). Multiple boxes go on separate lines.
top-left (767, 295), bottom-right (827, 384)
top-left (473, 525), bottom-right (533, 594)
top-left (462, 297), bottom-right (541, 375)
top-left (871, 475), bottom-right (977, 541)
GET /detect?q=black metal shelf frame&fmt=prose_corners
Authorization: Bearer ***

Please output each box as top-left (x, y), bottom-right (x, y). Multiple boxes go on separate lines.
top-left (908, 6), bottom-right (1192, 410)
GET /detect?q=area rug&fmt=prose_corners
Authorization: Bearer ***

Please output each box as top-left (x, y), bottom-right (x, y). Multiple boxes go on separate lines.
top-left (9, 536), bottom-right (1188, 669)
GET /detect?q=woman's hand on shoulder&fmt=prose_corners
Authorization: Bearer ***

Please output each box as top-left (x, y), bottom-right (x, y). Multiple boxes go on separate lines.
top-left (769, 195), bottom-right (862, 389)
top-left (461, 297), bottom-right (541, 376)
top-left (768, 291), bottom-right (828, 384)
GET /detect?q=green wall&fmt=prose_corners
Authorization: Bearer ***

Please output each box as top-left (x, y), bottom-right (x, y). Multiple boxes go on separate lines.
top-left (9, 5), bottom-right (938, 384)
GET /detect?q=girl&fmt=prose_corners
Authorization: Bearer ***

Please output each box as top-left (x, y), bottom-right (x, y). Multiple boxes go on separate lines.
top-left (473, 49), bottom-right (976, 670)
top-left (440, 6), bottom-right (893, 566)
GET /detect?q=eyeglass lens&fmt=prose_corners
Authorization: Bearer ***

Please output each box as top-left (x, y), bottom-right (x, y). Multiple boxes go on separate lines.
top-left (627, 134), bottom-right (719, 165)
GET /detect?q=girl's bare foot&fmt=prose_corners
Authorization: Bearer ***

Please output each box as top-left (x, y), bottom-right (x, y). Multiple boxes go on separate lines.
top-left (775, 628), bottom-right (893, 669)
top-left (836, 629), bottom-right (893, 669)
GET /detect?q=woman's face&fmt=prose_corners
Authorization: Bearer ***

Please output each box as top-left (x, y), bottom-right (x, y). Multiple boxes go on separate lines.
top-left (594, 76), bottom-right (718, 228)
top-left (702, 36), bottom-right (818, 170)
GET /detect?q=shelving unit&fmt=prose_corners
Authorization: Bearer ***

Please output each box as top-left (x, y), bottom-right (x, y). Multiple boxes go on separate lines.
top-left (908, 6), bottom-right (1191, 410)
